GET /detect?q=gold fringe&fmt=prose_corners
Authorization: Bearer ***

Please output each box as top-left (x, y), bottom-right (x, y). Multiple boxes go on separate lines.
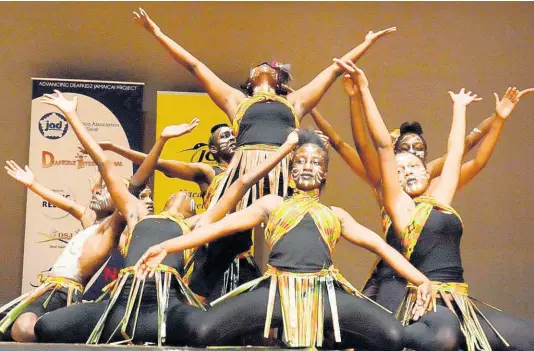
top-left (87, 265), bottom-right (205, 346)
top-left (0, 276), bottom-right (83, 334)
top-left (398, 282), bottom-right (509, 351)
top-left (211, 265), bottom-right (389, 348)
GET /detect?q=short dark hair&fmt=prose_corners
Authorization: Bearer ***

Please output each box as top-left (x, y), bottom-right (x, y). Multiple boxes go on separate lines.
top-left (208, 123), bottom-right (231, 148)
top-left (291, 129), bottom-right (329, 189)
top-left (394, 121), bottom-right (428, 157)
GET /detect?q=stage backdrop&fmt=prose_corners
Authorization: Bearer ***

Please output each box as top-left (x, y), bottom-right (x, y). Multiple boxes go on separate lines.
top-left (154, 92), bottom-right (229, 214)
top-left (24, 78), bottom-right (144, 299)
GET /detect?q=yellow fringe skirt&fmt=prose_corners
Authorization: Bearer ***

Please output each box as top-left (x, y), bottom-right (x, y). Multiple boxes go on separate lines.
top-left (211, 265), bottom-right (388, 348)
top-left (0, 275), bottom-right (83, 334)
top-left (207, 144), bottom-right (292, 212)
top-left (87, 265), bottom-right (205, 346)
top-left (397, 281), bottom-right (509, 351)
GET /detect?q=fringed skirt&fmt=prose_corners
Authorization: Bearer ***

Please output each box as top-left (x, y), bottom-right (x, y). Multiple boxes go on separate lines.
top-left (0, 276), bottom-right (83, 334)
top-left (207, 145), bottom-right (292, 212)
top-left (397, 281), bottom-right (509, 351)
top-left (211, 265), bottom-right (388, 348)
top-left (87, 265), bottom-right (205, 346)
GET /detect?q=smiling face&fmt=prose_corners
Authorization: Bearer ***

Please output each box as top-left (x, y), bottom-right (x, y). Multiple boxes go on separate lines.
top-left (291, 143), bottom-right (328, 191)
top-left (395, 152), bottom-right (429, 197)
top-left (395, 133), bottom-right (427, 161)
top-left (210, 126), bottom-right (236, 162)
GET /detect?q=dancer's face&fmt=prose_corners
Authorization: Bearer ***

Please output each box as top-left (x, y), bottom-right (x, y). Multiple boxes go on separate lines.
top-left (291, 144), bottom-right (327, 191)
top-left (88, 176), bottom-right (115, 213)
top-left (210, 126), bottom-right (236, 162)
top-left (249, 64), bottom-right (278, 90)
top-left (164, 191), bottom-right (196, 218)
top-left (396, 133), bottom-right (426, 160)
top-left (139, 187), bottom-right (154, 215)
top-left (395, 152), bottom-right (429, 197)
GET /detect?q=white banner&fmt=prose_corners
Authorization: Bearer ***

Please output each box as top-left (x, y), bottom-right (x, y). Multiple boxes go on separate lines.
top-left (23, 78), bottom-right (144, 296)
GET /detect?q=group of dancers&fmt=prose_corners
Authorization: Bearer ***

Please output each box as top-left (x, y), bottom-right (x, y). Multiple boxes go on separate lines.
top-left (1, 7), bottom-right (533, 351)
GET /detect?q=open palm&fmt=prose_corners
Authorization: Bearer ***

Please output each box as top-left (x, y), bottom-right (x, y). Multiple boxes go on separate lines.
top-left (161, 118), bottom-right (200, 140)
top-left (5, 160), bottom-right (35, 187)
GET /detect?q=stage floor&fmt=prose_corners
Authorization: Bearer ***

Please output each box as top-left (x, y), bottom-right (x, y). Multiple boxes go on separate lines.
top-left (0, 343), bottom-right (339, 351)
top-left (0, 343), bottom-right (291, 351)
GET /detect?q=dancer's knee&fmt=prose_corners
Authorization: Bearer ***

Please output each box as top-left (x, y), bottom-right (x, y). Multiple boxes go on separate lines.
top-left (432, 325), bottom-right (462, 351)
top-left (11, 312), bottom-right (38, 342)
top-left (190, 322), bottom-right (220, 346)
top-left (381, 323), bottom-right (404, 351)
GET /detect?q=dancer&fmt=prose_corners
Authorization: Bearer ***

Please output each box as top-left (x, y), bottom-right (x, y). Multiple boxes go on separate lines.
top-left (0, 161), bottom-right (152, 342)
top-left (134, 130), bottom-right (433, 349)
top-left (353, 65), bottom-right (534, 351)
top-left (82, 124), bottom-right (252, 301)
top-left (34, 91), bottom-right (301, 345)
top-left (132, 7), bottom-right (397, 300)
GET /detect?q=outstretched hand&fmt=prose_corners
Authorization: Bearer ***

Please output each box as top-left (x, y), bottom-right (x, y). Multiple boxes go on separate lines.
top-left (412, 280), bottom-right (432, 321)
top-left (364, 27), bottom-right (397, 42)
top-left (134, 244), bottom-right (168, 279)
top-left (314, 130), bottom-right (331, 150)
top-left (494, 86), bottom-right (534, 119)
top-left (333, 58), bottom-right (369, 94)
top-left (448, 88), bottom-right (482, 106)
top-left (5, 160), bottom-right (35, 187)
top-left (78, 141), bottom-right (113, 155)
top-left (41, 90), bottom-right (78, 115)
top-left (160, 118), bottom-right (200, 140)
top-left (133, 7), bottom-right (161, 35)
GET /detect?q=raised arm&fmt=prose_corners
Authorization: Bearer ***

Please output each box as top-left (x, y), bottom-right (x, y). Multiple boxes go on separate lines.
top-left (429, 89), bottom-right (481, 204)
top-left (337, 59), bottom-right (382, 187)
top-left (41, 91), bottom-right (141, 227)
top-left (135, 195), bottom-right (279, 278)
top-left (199, 131), bottom-right (298, 225)
top-left (5, 160), bottom-right (90, 226)
top-left (334, 206), bottom-right (431, 316)
top-left (133, 8), bottom-right (244, 119)
top-left (129, 119), bottom-right (200, 188)
top-left (354, 67), bottom-right (414, 229)
top-left (427, 87), bottom-right (534, 179)
top-left (457, 87), bottom-right (533, 189)
top-left (85, 141), bottom-right (215, 191)
top-left (426, 115), bottom-right (493, 179)
top-left (288, 27), bottom-right (396, 119)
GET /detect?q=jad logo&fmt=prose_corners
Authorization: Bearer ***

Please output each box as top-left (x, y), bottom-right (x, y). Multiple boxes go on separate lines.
top-left (39, 113), bottom-right (69, 140)
top-left (181, 142), bottom-right (217, 164)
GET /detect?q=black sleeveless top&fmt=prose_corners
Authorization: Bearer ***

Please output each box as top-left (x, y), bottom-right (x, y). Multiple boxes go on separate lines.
top-left (375, 209), bottom-right (464, 283)
top-left (124, 217), bottom-right (185, 271)
top-left (236, 101), bottom-right (296, 147)
top-left (268, 214), bottom-right (333, 273)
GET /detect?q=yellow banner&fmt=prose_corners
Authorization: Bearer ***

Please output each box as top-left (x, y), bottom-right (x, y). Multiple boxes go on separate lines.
top-left (155, 92), bottom-right (229, 214)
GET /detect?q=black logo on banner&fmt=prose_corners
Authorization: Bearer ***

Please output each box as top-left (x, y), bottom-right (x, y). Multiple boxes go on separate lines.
top-left (181, 142), bottom-right (217, 164)
top-left (39, 112), bottom-right (69, 140)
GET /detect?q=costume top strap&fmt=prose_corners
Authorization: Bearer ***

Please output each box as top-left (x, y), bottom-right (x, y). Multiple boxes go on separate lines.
top-left (232, 91), bottom-right (299, 136)
top-left (414, 196), bottom-right (463, 226)
top-left (265, 190), bottom-right (340, 252)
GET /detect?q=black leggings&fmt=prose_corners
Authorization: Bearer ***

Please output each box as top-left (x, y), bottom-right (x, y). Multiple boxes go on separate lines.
top-left (377, 278), bottom-right (534, 351)
top-left (167, 281), bottom-right (404, 350)
top-left (35, 296), bottom-right (184, 344)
